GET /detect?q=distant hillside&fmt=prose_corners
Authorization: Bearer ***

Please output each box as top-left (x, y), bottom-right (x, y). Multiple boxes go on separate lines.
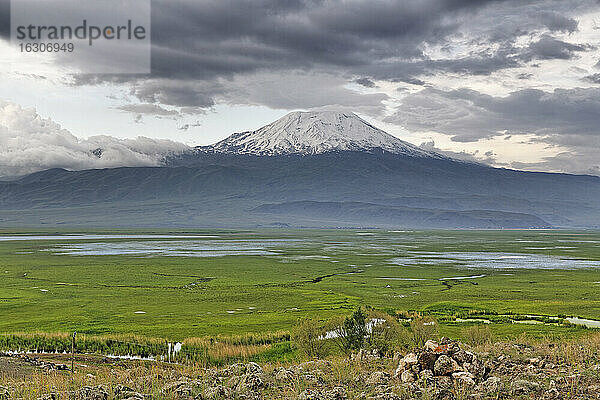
top-left (0, 150), bottom-right (598, 228)
top-left (1, 111), bottom-right (599, 228)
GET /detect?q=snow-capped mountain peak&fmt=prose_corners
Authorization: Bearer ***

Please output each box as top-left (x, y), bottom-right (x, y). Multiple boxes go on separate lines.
top-left (201, 111), bottom-right (438, 157)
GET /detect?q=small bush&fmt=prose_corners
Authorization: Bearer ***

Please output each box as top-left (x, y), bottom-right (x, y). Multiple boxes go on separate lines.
top-left (366, 310), bottom-right (411, 355)
top-left (330, 308), bottom-right (368, 355)
top-left (462, 325), bottom-right (494, 346)
top-left (291, 318), bottom-right (327, 359)
top-left (410, 316), bottom-right (439, 346)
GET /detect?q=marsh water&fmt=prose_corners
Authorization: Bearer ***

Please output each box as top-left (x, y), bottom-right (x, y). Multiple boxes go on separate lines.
top-left (1, 229), bottom-right (599, 336)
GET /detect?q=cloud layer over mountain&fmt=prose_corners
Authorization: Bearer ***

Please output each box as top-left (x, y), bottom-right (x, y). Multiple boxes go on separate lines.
top-left (0, 101), bottom-right (189, 178)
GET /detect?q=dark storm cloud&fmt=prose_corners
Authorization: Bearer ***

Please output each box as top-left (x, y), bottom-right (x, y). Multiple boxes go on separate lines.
top-left (537, 11), bottom-right (579, 33)
top-left (520, 35), bottom-right (590, 61)
top-left (390, 87), bottom-right (600, 175)
top-left (146, 0), bottom-right (588, 81)
top-left (56, 0), bottom-right (594, 110)
top-left (129, 80), bottom-right (220, 108)
top-left (355, 78), bottom-right (376, 88)
top-left (389, 87), bottom-right (600, 142)
top-left (148, 0), bottom-right (493, 80)
top-left (4, 0), bottom-right (595, 113)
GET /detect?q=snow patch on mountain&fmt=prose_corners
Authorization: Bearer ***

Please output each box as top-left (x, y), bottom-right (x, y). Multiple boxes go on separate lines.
top-left (201, 111), bottom-right (441, 157)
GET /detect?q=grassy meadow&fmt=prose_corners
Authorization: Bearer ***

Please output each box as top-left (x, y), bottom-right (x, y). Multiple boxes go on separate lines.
top-left (0, 229), bottom-right (599, 361)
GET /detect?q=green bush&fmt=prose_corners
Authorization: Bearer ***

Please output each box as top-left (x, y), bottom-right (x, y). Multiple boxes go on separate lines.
top-left (366, 310), bottom-right (411, 355)
top-left (462, 325), bottom-right (494, 346)
top-left (410, 316), bottom-right (439, 346)
top-left (291, 318), bottom-right (328, 359)
top-left (330, 307), bottom-right (368, 355)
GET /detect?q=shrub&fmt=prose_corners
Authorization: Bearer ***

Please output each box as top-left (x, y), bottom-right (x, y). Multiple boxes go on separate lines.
top-left (366, 310), bottom-right (411, 355)
top-left (330, 307), bottom-right (368, 355)
top-left (291, 318), bottom-right (328, 359)
top-left (462, 325), bottom-right (494, 346)
top-left (410, 316), bottom-right (439, 346)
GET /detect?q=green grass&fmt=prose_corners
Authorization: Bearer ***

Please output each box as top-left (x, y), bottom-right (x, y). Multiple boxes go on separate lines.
top-left (0, 229), bottom-right (598, 343)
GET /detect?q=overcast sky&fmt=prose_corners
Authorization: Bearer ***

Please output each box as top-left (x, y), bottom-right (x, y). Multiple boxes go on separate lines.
top-left (1, 0), bottom-right (600, 176)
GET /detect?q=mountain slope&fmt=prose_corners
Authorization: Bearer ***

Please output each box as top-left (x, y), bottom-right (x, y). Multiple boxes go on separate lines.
top-left (1, 111), bottom-right (599, 229)
top-left (202, 111), bottom-right (438, 157)
top-left (253, 200), bottom-right (551, 229)
top-left (1, 151), bottom-right (598, 228)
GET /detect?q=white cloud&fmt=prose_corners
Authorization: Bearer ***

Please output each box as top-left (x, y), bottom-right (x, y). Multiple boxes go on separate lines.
top-left (418, 140), bottom-right (498, 165)
top-left (0, 100), bottom-right (190, 178)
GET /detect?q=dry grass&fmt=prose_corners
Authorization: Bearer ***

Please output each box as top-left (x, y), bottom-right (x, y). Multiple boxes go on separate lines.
top-left (2, 331), bottom-right (600, 399)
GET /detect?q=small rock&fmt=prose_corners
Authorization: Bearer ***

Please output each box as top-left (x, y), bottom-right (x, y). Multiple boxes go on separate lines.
top-left (69, 386), bottom-right (108, 400)
top-left (424, 340), bottom-right (439, 351)
top-left (245, 362), bottom-right (262, 375)
top-left (201, 385), bottom-right (231, 399)
top-left (395, 352), bottom-right (418, 376)
top-left (303, 373), bottom-right (324, 384)
top-left (221, 363), bottom-right (246, 376)
top-left (452, 371), bottom-right (475, 387)
top-left (326, 386), bottom-right (347, 400)
top-left (297, 389), bottom-right (322, 400)
top-left (366, 371), bottom-right (390, 385)
top-left (114, 385), bottom-right (142, 400)
top-left (400, 353), bottom-right (418, 368)
top-left (400, 370), bottom-right (415, 383)
top-left (463, 359), bottom-right (485, 380)
top-left (161, 381), bottom-right (195, 397)
top-left (510, 379), bottom-right (540, 395)
top-left (368, 393), bottom-right (401, 400)
top-left (452, 350), bottom-right (474, 364)
top-left (434, 355), bottom-right (462, 376)
top-left (434, 376), bottom-right (453, 391)
top-left (432, 388), bottom-right (454, 400)
top-left (38, 394), bottom-right (59, 400)
top-left (274, 367), bottom-right (295, 381)
top-left (478, 376), bottom-right (501, 393)
top-left (235, 373), bottom-right (264, 392)
top-left (418, 351), bottom-right (437, 371)
top-left (419, 369), bottom-right (433, 380)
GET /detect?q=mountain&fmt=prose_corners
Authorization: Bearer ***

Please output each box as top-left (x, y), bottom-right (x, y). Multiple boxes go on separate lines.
top-left (0, 111), bottom-right (599, 229)
top-left (202, 111), bottom-right (439, 157)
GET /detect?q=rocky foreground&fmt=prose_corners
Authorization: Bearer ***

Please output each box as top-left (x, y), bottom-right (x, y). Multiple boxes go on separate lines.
top-left (2, 337), bottom-right (600, 399)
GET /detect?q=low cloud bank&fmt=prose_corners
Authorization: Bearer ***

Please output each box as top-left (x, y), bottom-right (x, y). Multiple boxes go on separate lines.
top-left (0, 101), bottom-right (190, 178)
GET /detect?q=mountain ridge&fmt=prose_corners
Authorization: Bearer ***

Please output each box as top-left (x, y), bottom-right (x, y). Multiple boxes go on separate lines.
top-left (1, 151), bottom-right (598, 228)
top-left (1, 112), bottom-right (599, 229)
top-left (197, 111), bottom-right (444, 158)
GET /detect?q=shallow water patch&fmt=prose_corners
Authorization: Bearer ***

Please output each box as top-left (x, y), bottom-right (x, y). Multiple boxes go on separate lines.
top-left (390, 252), bottom-right (600, 269)
top-left (43, 240), bottom-right (290, 257)
top-left (0, 234), bottom-right (218, 241)
top-left (566, 317), bottom-right (600, 328)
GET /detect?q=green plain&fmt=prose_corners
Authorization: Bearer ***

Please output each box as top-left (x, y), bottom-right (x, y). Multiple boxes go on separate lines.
top-left (0, 229), bottom-right (599, 340)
